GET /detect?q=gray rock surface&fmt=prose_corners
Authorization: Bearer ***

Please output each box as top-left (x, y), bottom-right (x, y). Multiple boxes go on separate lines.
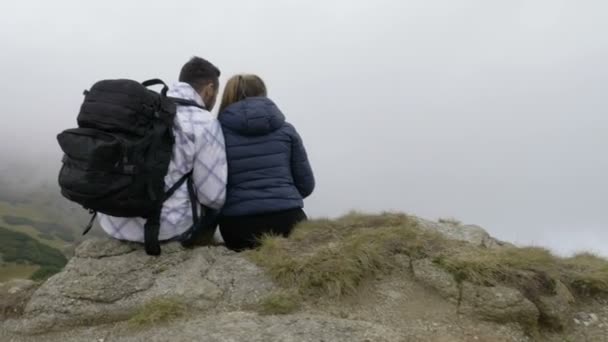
top-left (536, 280), bottom-right (576, 330)
top-left (4, 239), bottom-right (274, 334)
top-left (415, 217), bottom-right (510, 248)
top-left (411, 258), bottom-right (539, 328)
top-left (0, 279), bottom-right (38, 320)
top-left (2, 312), bottom-right (405, 342)
top-left (412, 258), bottom-right (460, 302)
top-left (459, 282), bottom-right (539, 328)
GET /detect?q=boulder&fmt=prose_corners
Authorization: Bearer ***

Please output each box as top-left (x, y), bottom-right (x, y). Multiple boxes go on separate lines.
top-left (4, 239), bottom-right (274, 334)
top-left (411, 258), bottom-right (539, 329)
top-left (459, 282), bottom-right (539, 328)
top-left (535, 280), bottom-right (575, 330)
top-left (414, 218), bottom-right (510, 249)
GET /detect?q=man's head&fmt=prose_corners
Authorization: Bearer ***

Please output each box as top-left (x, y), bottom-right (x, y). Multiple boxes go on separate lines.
top-left (179, 57), bottom-right (221, 111)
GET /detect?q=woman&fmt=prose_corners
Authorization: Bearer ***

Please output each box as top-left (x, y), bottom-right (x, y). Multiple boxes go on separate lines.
top-left (217, 74), bottom-right (315, 251)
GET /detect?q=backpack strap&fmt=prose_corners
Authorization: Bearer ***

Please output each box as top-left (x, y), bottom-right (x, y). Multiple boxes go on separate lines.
top-left (144, 211), bottom-right (162, 256)
top-left (141, 172), bottom-right (192, 256)
top-left (82, 211), bottom-right (98, 236)
top-left (168, 96), bottom-right (207, 111)
top-left (180, 174), bottom-right (219, 248)
top-left (142, 79), bottom-right (169, 96)
top-left (164, 172), bottom-right (191, 201)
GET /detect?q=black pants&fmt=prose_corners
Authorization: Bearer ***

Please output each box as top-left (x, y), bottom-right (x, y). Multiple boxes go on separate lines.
top-left (218, 208), bottom-right (307, 252)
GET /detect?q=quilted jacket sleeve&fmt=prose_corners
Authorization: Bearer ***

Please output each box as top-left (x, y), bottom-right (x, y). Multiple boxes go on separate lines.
top-left (286, 124), bottom-right (315, 198)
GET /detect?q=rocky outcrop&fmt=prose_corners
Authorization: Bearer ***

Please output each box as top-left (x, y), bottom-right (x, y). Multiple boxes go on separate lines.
top-left (414, 217), bottom-right (511, 249)
top-left (0, 216), bottom-right (592, 341)
top-left (4, 239), bottom-right (274, 334)
top-left (116, 312), bottom-right (406, 342)
top-left (0, 279), bottom-right (38, 320)
top-left (411, 258), bottom-right (540, 328)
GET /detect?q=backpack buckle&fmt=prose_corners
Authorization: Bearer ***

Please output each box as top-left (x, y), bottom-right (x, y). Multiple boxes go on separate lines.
top-left (123, 165), bottom-right (136, 174)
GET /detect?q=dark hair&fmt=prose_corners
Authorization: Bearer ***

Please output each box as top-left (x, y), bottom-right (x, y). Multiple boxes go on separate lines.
top-left (179, 56), bottom-right (221, 91)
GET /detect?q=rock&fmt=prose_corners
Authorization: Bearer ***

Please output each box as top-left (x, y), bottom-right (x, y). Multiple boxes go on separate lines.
top-left (412, 259), bottom-right (460, 302)
top-left (459, 282), bottom-right (539, 329)
top-left (574, 312), bottom-right (600, 327)
top-left (0, 279), bottom-right (38, 320)
top-left (75, 238), bottom-right (139, 258)
top-left (414, 218), bottom-right (506, 248)
top-left (536, 280), bottom-right (575, 330)
top-left (205, 252), bottom-right (275, 310)
top-left (117, 312), bottom-right (405, 342)
top-left (2, 312), bottom-right (405, 342)
top-left (411, 259), bottom-right (539, 329)
top-left (4, 239), bottom-right (275, 334)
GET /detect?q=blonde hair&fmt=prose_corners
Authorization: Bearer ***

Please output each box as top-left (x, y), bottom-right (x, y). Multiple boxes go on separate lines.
top-left (219, 74), bottom-right (267, 113)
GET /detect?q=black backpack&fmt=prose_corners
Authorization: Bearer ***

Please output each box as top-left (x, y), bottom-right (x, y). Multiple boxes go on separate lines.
top-left (57, 79), bottom-right (212, 255)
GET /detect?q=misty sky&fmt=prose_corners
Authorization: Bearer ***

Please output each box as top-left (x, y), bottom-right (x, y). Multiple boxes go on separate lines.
top-left (0, 0), bottom-right (606, 256)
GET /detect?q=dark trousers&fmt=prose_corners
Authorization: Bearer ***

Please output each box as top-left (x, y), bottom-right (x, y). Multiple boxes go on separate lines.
top-left (218, 208), bottom-right (307, 252)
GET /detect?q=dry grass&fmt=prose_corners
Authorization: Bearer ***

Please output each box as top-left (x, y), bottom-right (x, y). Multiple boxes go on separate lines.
top-left (257, 290), bottom-right (302, 315)
top-left (434, 246), bottom-right (560, 297)
top-left (438, 217), bottom-right (462, 226)
top-left (128, 297), bottom-right (186, 327)
top-left (561, 253), bottom-right (608, 296)
top-left (248, 213), bottom-right (608, 305)
top-left (248, 213), bottom-right (447, 298)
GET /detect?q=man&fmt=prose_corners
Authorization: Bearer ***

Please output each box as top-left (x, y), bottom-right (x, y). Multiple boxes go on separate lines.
top-left (98, 57), bottom-right (227, 243)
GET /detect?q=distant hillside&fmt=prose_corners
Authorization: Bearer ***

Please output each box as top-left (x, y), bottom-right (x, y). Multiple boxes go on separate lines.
top-left (0, 227), bottom-right (67, 282)
top-left (0, 164), bottom-right (103, 282)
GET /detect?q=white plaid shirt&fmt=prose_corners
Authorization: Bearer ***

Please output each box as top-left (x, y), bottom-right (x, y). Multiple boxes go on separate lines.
top-left (98, 82), bottom-right (227, 242)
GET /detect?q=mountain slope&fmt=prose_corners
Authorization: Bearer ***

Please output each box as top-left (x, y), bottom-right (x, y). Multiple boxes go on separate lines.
top-left (2, 213), bottom-right (607, 341)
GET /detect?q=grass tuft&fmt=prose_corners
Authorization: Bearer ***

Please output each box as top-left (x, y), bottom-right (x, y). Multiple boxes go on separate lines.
top-left (249, 213), bottom-right (446, 297)
top-left (257, 290), bottom-right (302, 315)
top-left (249, 212), bottom-right (608, 304)
top-left (438, 217), bottom-right (462, 226)
top-left (128, 297), bottom-right (186, 327)
top-left (561, 252), bottom-right (608, 296)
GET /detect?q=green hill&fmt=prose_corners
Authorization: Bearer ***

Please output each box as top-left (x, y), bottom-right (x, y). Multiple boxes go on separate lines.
top-left (0, 177), bottom-right (102, 282)
top-left (0, 226), bottom-right (67, 281)
top-left (0, 201), bottom-right (77, 252)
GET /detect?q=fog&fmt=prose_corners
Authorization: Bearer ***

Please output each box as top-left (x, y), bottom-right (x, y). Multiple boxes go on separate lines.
top-left (1, 0), bottom-right (606, 256)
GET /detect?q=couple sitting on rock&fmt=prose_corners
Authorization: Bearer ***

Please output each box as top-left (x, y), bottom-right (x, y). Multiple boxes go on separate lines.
top-left (61, 56), bottom-right (314, 253)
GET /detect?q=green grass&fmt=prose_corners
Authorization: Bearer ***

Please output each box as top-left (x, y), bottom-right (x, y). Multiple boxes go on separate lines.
top-left (128, 298), bottom-right (186, 327)
top-left (0, 264), bottom-right (39, 282)
top-left (0, 226), bottom-right (67, 281)
top-left (0, 201), bottom-right (77, 251)
top-left (3, 215), bottom-right (75, 242)
top-left (248, 213), bottom-right (608, 311)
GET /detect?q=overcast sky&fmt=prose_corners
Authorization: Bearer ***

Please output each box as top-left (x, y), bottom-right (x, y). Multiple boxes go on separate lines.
top-left (0, 0), bottom-right (606, 256)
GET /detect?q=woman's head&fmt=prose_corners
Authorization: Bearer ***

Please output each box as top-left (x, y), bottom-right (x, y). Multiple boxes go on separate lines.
top-left (219, 74), bottom-right (267, 113)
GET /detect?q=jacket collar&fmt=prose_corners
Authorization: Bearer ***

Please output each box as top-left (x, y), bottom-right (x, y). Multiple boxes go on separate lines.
top-left (168, 82), bottom-right (206, 108)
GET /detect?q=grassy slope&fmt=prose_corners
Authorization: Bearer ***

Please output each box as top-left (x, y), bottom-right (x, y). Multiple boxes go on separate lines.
top-left (0, 199), bottom-right (81, 282)
top-left (0, 202), bottom-right (70, 251)
top-left (0, 226), bottom-right (68, 281)
top-left (0, 264), bottom-right (39, 282)
top-left (248, 213), bottom-right (608, 317)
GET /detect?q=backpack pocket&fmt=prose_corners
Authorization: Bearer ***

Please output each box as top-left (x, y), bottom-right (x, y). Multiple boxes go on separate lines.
top-left (57, 128), bottom-right (133, 199)
top-left (58, 128), bottom-right (126, 171)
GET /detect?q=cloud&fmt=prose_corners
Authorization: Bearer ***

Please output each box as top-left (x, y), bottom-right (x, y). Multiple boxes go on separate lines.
top-left (0, 0), bottom-right (606, 255)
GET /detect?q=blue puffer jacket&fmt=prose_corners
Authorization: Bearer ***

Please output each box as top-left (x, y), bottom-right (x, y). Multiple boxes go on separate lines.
top-left (218, 97), bottom-right (315, 217)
